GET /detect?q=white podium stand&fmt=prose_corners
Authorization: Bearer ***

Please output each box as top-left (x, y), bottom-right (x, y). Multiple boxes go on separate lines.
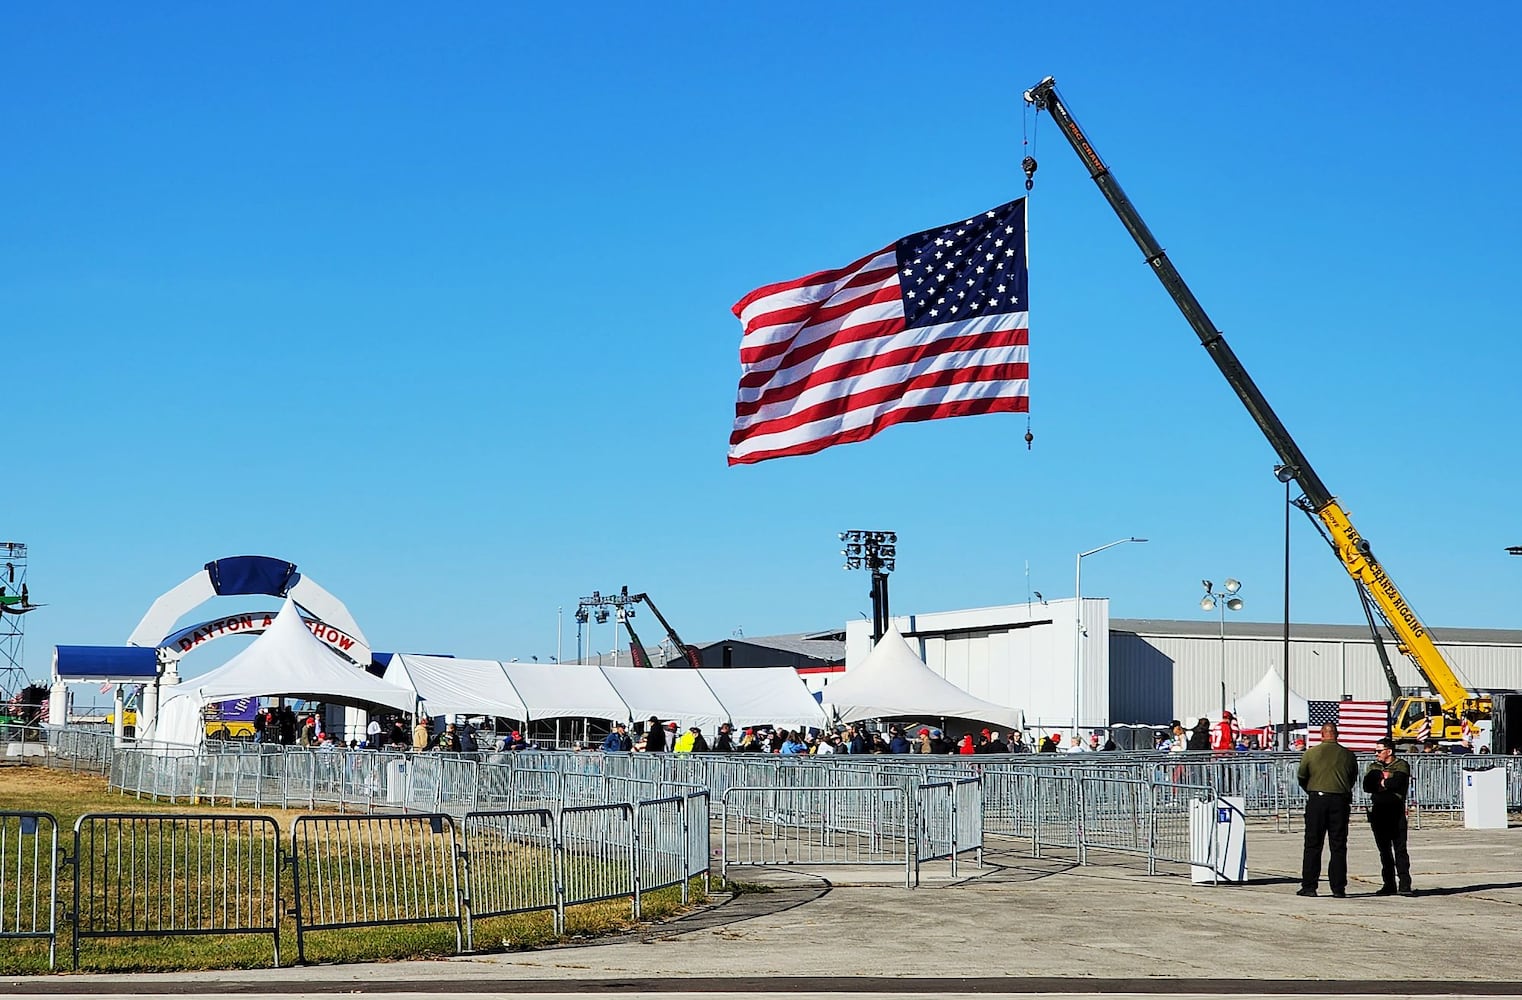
top-left (1190, 795), bottom-right (1247, 883)
top-left (1462, 767), bottom-right (1507, 829)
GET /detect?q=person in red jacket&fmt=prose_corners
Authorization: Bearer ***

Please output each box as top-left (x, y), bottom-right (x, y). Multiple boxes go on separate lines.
top-left (1213, 710), bottom-right (1240, 751)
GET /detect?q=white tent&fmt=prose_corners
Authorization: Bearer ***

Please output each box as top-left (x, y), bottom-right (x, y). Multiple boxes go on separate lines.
top-left (501, 662), bottom-right (632, 722)
top-left (698, 667), bottom-right (829, 731)
top-left (151, 598), bottom-right (414, 745)
top-left (1231, 668), bottom-right (1309, 729)
top-left (601, 665), bottom-right (728, 734)
top-left (823, 625), bottom-right (1023, 730)
top-left (387, 654), bottom-right (529, 720)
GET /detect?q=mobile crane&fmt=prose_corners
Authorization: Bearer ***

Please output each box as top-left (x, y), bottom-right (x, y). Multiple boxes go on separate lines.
top-left (1024, 77), bottom-right (1488, 747)
top-left (591, 586), bottom-right (704, 668)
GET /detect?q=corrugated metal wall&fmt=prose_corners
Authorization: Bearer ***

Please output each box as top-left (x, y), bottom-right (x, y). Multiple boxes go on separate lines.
top-left (838, 604), bottom-right (1522, 733)
top-left (1110, 630), bottom-right (1522, 726)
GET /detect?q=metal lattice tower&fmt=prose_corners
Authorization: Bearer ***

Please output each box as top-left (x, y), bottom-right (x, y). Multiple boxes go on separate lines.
top-left (0, 541), bottom-right (34, 701)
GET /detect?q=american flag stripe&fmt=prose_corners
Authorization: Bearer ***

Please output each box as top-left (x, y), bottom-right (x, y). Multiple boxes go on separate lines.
top-left (736, 328), bottom-right (1030, 418)
top-left (729, 199), bottom-right (1029, 466)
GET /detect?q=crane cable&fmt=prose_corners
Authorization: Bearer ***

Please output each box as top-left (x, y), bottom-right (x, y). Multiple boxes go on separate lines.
top-left (1021, 99), bottom-right (1040, 450)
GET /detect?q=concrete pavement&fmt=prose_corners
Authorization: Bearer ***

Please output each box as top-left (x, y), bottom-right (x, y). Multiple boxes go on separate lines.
top-left (9, 817), bottom-right (1521, 996)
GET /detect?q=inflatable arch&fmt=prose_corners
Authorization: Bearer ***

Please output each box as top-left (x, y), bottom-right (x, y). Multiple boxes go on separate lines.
top-left (128, 555), bottom-right (372, 665)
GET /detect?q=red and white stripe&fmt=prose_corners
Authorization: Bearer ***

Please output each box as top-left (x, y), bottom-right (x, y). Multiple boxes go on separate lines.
top-left (729, 248), bottom-right (1028, 465)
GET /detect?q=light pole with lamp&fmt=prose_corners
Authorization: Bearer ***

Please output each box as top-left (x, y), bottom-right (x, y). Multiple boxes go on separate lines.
top-left (1073, 537), bottom-right (1147, 740)
top-left (841, 530), bottom-right (897, 645)
top-left (1201, 578), bottom-right (1244, 715)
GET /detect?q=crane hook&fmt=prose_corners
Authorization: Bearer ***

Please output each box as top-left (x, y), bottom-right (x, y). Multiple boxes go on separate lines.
top-left (1021, 155), bottom-right (1038, 192)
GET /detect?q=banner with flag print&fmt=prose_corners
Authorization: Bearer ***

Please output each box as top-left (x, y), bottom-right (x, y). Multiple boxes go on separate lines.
top-left (729, 198), bottom-right (1029, 465)
top-left (1305, 700), bottom-right (1389, 750)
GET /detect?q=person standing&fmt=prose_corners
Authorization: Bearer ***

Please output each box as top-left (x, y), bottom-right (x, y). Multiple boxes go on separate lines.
top-left (1296, 722), bottom-right (1359, 897)
top-left (1363, 736), bottom-right (1414, 896)
top-left (412, 714), bottom-right (431, 752)
top-left (601, 722), bottom-right (632, 752)
top-left (643, 716), bottom-right (667, 752)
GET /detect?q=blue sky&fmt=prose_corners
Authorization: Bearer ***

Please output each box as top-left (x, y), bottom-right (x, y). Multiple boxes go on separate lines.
top-left (4, 3), bottom-right (1519, 681)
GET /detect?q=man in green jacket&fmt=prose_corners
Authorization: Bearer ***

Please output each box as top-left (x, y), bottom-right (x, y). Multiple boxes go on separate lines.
top-left (1297, 722), bottom-right (1359, 897)
top-left (1363, 736), bottom-right (1414, 896)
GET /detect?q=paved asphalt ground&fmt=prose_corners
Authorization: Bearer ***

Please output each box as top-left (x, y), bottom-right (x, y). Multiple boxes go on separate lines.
top-left (9, 817), bottom-right (1521, 998)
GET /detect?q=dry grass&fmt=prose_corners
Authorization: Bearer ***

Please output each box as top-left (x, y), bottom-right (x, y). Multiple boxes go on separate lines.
top-left (0, 764), bottom-right (706, 975)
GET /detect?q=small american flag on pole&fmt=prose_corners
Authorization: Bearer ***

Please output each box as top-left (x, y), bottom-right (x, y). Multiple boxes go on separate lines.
top-left (1306, 700), bottom-right (1389, 751)
top-left (729, 198), bottom-right (1029, 465)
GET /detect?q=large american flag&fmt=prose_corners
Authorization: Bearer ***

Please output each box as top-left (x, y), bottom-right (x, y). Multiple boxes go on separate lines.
top-left (1305, 700), bottom-right (1389, 751)
top-left (729, 198), bottom-right (1029, 465)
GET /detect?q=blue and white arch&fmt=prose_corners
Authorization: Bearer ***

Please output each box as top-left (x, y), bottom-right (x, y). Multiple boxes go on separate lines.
top-left (127, 555), bottom-right (372, 666)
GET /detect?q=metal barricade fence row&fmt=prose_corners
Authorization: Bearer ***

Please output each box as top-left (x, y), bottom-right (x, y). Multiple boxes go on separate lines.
top-left (71, 813), bottom-right (281, 969)
top-left (0, 811), bottom-right (59, 969)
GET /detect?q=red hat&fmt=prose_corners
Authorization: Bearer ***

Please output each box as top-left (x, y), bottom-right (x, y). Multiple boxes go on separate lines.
top-left (981, 728), bottom-right (991, 736)
top-left (918, 728), bottom-right (930, 736)
top-left (667, 721), bottom-right (678, 730)
top-left (511, 730), bottom-right (520, 738)
top-left (1222, 710), bottom-right (1233, 719)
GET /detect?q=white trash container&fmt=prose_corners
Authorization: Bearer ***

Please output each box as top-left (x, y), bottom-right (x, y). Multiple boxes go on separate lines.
top-left (386, 760), bottom-right (408, 805)
top-left (1190, 795), bottom-right (1247, 884)
top-left (1462, 766), bottom-right (1507, 829)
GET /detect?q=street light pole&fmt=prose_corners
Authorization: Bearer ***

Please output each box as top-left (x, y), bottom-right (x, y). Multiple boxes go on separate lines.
top-left (1073, 537), bottom-right (1148, 740)
top-left (1200, 579), bottom-right (1244, 716)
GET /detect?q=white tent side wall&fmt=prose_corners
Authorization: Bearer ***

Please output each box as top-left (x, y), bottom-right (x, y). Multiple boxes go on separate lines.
top-left (499, 662), bottom-right (631, 722)
top-left (698, 668), bottom-right (828, 731)
top-left (388, 654), bottom-right (527, 720)
top-left (600, 666), bottom-right (728, 734)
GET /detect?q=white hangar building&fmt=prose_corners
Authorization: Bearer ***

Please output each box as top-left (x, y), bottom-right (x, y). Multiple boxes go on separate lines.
top-left (840, 600), bottom-right (1522, 735)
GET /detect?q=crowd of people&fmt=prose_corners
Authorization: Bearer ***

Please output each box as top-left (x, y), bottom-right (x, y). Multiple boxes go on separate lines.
top-left (244, 704), bottom-right (1515, 758)
top-left (593, 718), bottom-right (1046, 755)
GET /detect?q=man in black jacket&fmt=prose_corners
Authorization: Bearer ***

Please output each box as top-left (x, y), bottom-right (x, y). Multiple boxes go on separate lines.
top-left (1363, 736), bottom-right (1415, 896)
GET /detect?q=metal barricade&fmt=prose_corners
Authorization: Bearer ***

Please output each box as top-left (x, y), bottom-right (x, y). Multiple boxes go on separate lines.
top-left (560, 803), bottom-right (637, 916)
top-left (1074, 773), bottom-right (1148, 865)
top-left (914, 781), bottom-right (958, 880)
top-left (0, 811), bottom-right (59, 969)
top-left (684, 790), bottom-right (712, 894)
top-left (71, 813), bottom-right (281, 969)
top-left (720, 785), bottom-right (912, 888)
top-left (1148, 781), bottom-right (1215, 874)
top-left (289, 813), bottom-right (462, 963)
top-left (635, 796), bottom-right (689, 905)
top-left (980, 765), bottom-right (1037, 839)
top-left (461, 809), bottom-right (559, 942)
top-left (1032, 772), bottom-right (1081, 859)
